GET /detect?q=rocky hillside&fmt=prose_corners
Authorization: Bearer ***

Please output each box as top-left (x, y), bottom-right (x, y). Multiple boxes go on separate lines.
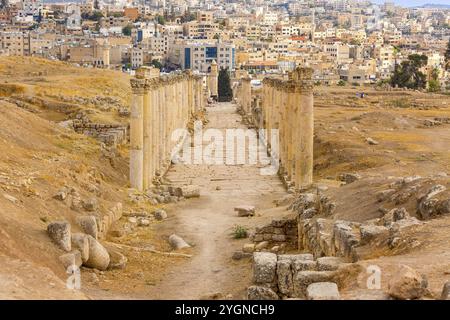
top-left (0, 58), bottom-right (181, 299)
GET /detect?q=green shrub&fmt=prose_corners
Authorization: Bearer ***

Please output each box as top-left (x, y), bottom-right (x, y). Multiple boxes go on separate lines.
top-left (232, 225), bottom-right (248, 239)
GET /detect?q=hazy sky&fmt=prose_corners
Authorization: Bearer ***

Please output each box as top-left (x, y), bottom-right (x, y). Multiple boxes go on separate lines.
top-left (373, 0), bottom-right (450, 7)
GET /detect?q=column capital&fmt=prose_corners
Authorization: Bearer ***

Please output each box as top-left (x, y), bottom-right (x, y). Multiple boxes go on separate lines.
top-left (131, 78), bottom-right (146, 95)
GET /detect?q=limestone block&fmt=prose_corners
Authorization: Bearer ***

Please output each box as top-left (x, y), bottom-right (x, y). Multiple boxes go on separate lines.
top-left (316, 257), bottom-right (345, 271)
top-left (247, 286), bottom-right (279, 300)
top-left (71, 233), bottom-right (89, 263)
top-left (306, 282), bottom-right (340, 300)
top-left (253, 252), bottom-right (277, 284)
top-left (293, 271), bottom-right (334, 298)
top-left (47, 221), bottom-right (71, 252)
top-left (76, 215), bottom-right (98, 239)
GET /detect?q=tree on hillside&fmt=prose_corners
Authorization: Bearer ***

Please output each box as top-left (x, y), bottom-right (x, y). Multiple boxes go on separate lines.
top-left (218, 68), bottom-right (233, 102)
top-left (445, 39), bottom-right (450, 70)
top-left (390, 54), bottom-right (428, 89)
top-left (428, 67), bottom-right (441, 92)
top-left (150, 59), bottom-right (163, 70)
top-left (122, 24), bottom-right (132, 36)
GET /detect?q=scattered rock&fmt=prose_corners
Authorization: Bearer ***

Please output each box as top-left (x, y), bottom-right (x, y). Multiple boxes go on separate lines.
top-left (169, 234), bottom-right (191, 250)
top-left (47, 221), bottom-right (71, 252)
top-left (82, 197), bottom-right (98, 212)
top-left (59, 251), bottom-right (82, 270)
top-left (232, 251), bottom-right (252, 260)
top-left (76, 216), bottom-right (98, 239)
top-left (366, 137), bottom-right (379, 145)
top-left (106, 248), bottom-right (127, 270)
top-left (153, 209), bottom-right (167, 220)
top-left (234, 205), bottom-right (255, 217)
top-left (71, 233), bottom-right (90, 263)
top-left (53, 190), bottom-right (67, 201)
top-left (84, 235), bottom-right (110, 271)
top-left (137, 217), bottom-right (150, 226)
top-left (306, 282), bottom-right (340, 300)
top-left (255, 241), bottom-right (269, 251)
top-left (247, 286), bottom-right (279, 300)
top-left (338, 173), bottom-right (361, 184)
top-left (173, 185), bottom-right (200, 198)
top-left (3, 193), bottom-right (19, 204)
top-left (253, 252), bottom-right (277, 284)
top-left (388, 265), bottom-right (428, 300)
top-left (441, 281), bottom-right (450, 300)
top-left (243, 243), bottom-right (256, 253)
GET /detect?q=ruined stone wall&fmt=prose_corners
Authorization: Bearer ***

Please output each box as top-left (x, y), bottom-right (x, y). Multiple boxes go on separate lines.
top-left (73, 122), bottom-right (128, 146)
top-left (130, 67), bottom-right (206, 191)
top-left (235, 67), bottom-right (314, 191)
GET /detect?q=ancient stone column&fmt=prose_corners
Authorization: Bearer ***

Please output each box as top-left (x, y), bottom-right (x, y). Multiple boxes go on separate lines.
top-left (143, 78), bottom-right (153, 190)
top-left (286, 81), bottom-right (296, 180)
top-left (243, 78), bottom-right (251, 114)
top-left (130, 77), bottom-right (145, 191)
top-left (294, 68), bottom-right (314, 189)
top-left (152, 81), bottom-right (160, 180)
top-left (209, 60), bottom-right (218, 100)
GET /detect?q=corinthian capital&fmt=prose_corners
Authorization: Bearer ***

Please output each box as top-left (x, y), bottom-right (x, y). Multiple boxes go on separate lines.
top-left (130, 78), bottom-right (146, 94)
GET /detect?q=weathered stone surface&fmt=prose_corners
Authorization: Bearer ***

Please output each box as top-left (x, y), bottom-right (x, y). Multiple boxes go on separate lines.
top-left (174, 185), bottom-right (200, 198)
top-left (47, 221), bottom-right (71, 252)
top-left (234, 205), bottom-right (255, 217)
top-left (417, 185), bottom-right (447, 220)
top-left (331, 220), bottom-right (359, 259)
top-left (232, 251), bottom-right (252, 260)
top-left (339, 173), bottom-right (361, 184)
top-left (306, 282), bottom-right (340, 300)
top-left (366, 137), bottom-right (379, 145)
top-left (272, 234), bottom-right (286, 242)
top-left (253, 252), bottom-right (277, 284)
top-left (243, 243), bottom-right (256, 253)
top-left (360, 224), bottom-right (389, 245)
top-left (137, 217), bottom-right (150, 226)
top-left (59, 250), bottom-right (82, 270)
top-left (153, 209), bottom-right (167, 220)
top-left (440, 281), bottom-right (450, 300)
top-left (247, 286), bottom-right (279, 300)
top-left (107, 248), bottom-right (127, 270)
top-left (255, 241), bottom-right (269, 251)
top-left (169, 234), bottom-right (191, 250)
top-left (76, 216), bottom-right (98, 239)
top-left (387, 265), bottom-right (428, 300)
top-left (277, 259), bottom-right (293, 296)
top-left (293, 271), bottom-right (334, 297)
top-left (316, 257), bottom-right (344, 271)
top-left (292, 259), bottom-right (317, 272)
top-left (71, 233), bottom-right (89, 263)
top-left (278, 253), bottom-right (314, 262)
top-left (439, 199), bottom-right (450, 214)
top-left (84, 235), bottom-right (110, 271)
top-left (82, 197), bottom-right (98, 212)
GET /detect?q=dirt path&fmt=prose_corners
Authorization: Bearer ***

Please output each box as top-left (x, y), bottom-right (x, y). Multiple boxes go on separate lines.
top-left (146, 102), bottom-right (287, 299)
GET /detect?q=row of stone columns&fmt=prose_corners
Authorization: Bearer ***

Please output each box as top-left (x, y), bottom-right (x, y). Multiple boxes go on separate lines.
top-left (235, 77), bottom-right (252, 115)
top-left (238, 67), bottom-right (314, 189)
top-left (130, 67), bottom-right (205, 191)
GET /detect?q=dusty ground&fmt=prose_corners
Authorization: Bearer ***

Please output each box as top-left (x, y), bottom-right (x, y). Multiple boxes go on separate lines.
top-left (1, 57), bottom-right (450, 299)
